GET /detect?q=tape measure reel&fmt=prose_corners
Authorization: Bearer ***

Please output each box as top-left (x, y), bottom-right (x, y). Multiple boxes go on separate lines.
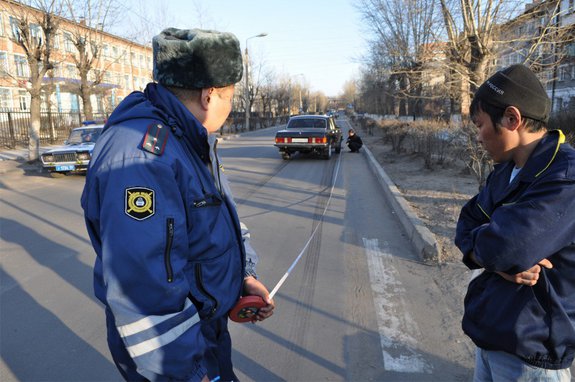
top-left (229, 295), bottom-right (266, 323)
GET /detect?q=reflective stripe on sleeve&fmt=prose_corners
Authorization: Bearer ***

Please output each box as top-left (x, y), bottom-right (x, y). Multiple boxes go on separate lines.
top-left (116, 299), bottom-right (200, 358)
top-left (125, 312), bottom-right (200, 358)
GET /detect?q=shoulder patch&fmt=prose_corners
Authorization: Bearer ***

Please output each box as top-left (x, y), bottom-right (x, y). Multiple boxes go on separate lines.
top-left (125, 187), bottom-right (155, 220)
top-left (142, 123), bottom-right (169, 155)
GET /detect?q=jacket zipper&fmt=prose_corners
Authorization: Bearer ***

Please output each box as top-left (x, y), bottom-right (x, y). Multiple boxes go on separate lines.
top-left (195, 263), bottom-right (218, 318)
top-left (164, 218), bottom-right (174, 283)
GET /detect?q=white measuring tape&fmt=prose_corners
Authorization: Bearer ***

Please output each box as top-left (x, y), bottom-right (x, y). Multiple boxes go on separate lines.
top-left (269, 151), bottom-right (343, 299)
top-left (230, 148), bottom-right (345, 322)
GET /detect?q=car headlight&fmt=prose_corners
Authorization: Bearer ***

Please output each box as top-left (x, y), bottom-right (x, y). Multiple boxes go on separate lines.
top-left (42, 154), bottom-right (54, 163)
top-left (77, 152), bottom-right (91, 161)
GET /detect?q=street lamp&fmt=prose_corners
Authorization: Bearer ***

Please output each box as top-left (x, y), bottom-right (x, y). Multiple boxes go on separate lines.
top-left (244, 33), bottom-right (267, 131)
top-left (296, 73), bottom-right (304, 114)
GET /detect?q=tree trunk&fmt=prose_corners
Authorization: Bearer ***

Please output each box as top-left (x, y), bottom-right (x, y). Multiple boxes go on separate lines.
top-left (28, 95), bottom-right (41, 163)
top-left (81, 83), bottom-right (93, 121)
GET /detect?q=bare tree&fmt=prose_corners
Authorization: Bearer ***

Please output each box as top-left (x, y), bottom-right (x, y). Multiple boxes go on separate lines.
top-left (356, 0), bottom-right (439, 117)
top-left (340, 79), bottom-right (357, 109)
top-left (1, 0), bottom-right (62, 162)
top-left (437, 0), bottom-right (512, 115)
top-left (63, 0), bottom-right (123, 120)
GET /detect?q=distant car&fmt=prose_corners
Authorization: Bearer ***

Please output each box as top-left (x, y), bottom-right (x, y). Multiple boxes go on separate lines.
top-left (274, 115), bottom-right (343, 160)
top-left (40, 125), bottom-right (104, 177)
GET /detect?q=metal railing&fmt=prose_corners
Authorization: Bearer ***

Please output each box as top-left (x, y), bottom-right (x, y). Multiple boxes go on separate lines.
top-left (0, 110), bottom-right (108, 148)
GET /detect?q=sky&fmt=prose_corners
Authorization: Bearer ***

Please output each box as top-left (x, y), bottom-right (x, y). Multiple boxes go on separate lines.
top-left (114, 0), bottom-right (368, 97)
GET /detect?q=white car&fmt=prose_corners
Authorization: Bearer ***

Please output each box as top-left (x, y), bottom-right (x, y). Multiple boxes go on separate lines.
top-left (40, 125), bottom-right (104, 177)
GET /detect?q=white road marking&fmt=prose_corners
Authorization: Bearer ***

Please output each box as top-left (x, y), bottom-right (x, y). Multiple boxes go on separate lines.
top-left (363, 237), bottom-right (432, 373)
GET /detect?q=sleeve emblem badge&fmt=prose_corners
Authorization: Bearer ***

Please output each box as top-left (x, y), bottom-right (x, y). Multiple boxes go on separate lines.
top-left (125, 187), bottom-right (155, 220)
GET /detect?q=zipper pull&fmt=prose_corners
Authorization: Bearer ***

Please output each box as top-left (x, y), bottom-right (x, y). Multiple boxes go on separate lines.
top-left (194, 200), bottom-right (207, 208)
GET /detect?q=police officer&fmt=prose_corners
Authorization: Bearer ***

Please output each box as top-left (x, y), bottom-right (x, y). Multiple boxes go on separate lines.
top-left (81, 28), bottom-right (274, 382)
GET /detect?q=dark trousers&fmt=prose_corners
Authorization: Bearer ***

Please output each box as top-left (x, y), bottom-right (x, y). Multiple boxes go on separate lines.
top-left (105, 308), bottom-right (237, 381)
top-left (348, 142), bottom-right (362, 152)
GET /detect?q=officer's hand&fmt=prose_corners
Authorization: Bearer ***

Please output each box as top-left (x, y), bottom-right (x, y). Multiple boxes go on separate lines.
top-left (496, 258), bottom-right (553, 286)
top-left (243, 276), bottom-right (275, 322)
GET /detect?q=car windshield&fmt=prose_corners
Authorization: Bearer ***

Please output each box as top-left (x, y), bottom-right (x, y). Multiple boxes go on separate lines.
top-left (287, 118), bottom-right (326, 129)
top-left (67, 129), bottom-right (102, 144)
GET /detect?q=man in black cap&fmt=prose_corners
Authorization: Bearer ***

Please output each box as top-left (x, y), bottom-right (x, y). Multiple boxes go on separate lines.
top-left (455, 64), bottom-right (575, 381)
top-left (346, 128), bottom-right (363, 152)
top-left (82, 28), bottom-right (274, 382)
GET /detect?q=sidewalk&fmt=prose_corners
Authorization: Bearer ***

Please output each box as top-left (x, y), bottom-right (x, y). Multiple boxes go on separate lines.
top-left (0, 147), bottom-right (45, 175)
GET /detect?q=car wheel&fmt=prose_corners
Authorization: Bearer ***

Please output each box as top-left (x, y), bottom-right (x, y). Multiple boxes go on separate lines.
top-left (323, 143), bottom-right (332, 160)
top-left (335, 141), bottom-right (341, 154)
top-left (49, 171), bottom-right (67, 178)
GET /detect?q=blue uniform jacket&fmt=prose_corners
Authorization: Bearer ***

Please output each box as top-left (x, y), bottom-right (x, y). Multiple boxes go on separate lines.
top-left (81, 84), bottom-right (254, 380)
top-left (455, 130), bottom-right (575, 369)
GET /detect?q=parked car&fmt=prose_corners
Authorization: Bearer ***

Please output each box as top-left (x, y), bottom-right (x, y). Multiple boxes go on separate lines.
top-left (40, 124), bottom-right (104, 177)
top-left (274, 115), bottom-right (342, 160)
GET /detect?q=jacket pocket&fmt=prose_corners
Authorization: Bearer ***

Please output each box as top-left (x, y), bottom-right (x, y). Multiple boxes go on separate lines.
top-left (164, 217), bottom-right (174, 283)
top-left (186, 245), bottom-right (243, 320)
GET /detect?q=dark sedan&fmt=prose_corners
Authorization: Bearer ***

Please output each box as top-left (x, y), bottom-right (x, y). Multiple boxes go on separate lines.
top-left (274, 115), bottom-right (342, 160)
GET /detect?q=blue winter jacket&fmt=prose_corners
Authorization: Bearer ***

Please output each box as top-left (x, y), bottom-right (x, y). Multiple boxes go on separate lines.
top-left (455, 130), bottom-right (575, 369)
top-left (81, 83), bottom-right (256, 380)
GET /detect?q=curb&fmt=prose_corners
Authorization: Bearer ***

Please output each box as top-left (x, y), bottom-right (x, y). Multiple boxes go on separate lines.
top-left (363, 145), bottom-right (441, 264)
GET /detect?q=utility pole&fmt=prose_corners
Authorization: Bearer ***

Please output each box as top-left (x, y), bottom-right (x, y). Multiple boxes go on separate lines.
top-left (244, 33), bottom-right (268, 131)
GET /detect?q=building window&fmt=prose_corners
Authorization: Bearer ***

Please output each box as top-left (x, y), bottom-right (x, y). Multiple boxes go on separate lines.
top-left (14, 55), bottom-right (28, 77)
top-left (559, 66), bottom-right (571, 81)
top-left (9, 16), bottom-right (21, 41)
top-left (30, 23), bottom-right (42, 45)
top-left (0, 51), bottom-right (8, 75)
top-left (53, 32), bottom-right (59, 49)
top-left (18, 90), bottom-right (28, 111)
top-left (0, 13), bottom-right (4, 36)
top-left (63, 32), bottom-right (74, 53)
top-left (0, 88), bottom-right (12, 110)
top-left (66, 64), bottom-right (76, 78)
top-left (70, 93), bottom-right (79, 112)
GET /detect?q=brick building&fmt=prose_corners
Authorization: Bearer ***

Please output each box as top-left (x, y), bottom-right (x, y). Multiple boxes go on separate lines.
top-left (0, 0), bottom-right (153, 117)
top-left (498, 0), bottom-right (575, 112)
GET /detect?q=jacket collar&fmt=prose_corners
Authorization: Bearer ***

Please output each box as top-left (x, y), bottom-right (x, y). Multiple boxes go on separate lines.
top-left (489, 130), bottom-right (566, 203)
top-left (144, 83), bottom-right (210, 159)
top-left (514, 129), bottom-right (565, 182)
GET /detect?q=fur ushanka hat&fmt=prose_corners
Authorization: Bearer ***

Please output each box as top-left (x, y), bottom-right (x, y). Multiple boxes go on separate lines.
top-left (152, 28), bottom-right (243, 89)
top-left (473, 64), bottom-right (551, 124)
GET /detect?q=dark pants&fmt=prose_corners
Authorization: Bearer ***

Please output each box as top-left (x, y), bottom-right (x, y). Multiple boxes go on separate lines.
top-left (106, 308), bottom-right (237, 381)
top-left (348, 142), bottom-right (362, 152)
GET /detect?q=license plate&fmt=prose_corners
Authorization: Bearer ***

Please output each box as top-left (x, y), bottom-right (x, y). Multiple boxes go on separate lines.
top-left (291, 138), bottom-right (308, 143)
top-left (56, 165), bottom-right (75, 171)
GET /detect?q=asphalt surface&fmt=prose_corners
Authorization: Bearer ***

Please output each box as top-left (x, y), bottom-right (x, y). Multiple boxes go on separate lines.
top-left (0, 122), bottom-right (473, 381)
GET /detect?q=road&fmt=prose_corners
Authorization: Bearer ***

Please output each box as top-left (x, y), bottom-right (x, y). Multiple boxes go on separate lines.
top-left (0, 118), bottom-right (474, 381)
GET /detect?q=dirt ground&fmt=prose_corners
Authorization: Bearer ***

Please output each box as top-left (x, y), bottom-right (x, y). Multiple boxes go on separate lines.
top-left (357, 126), bottom-right (478, 265)
top-left (355, 123), bottom-right (481, 340)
